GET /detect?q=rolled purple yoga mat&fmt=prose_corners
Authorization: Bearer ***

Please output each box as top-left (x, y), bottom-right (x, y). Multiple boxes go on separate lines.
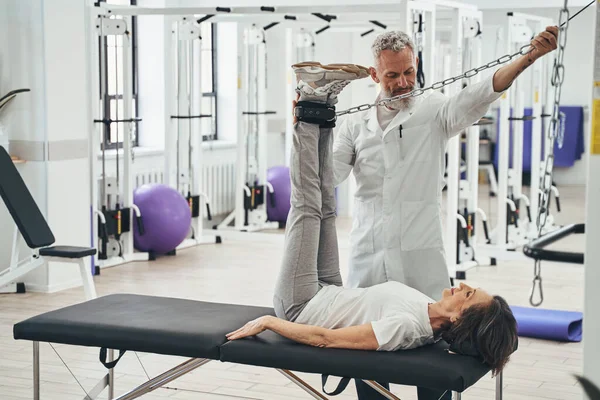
top-left (510, 306), bottom-right (583, 342)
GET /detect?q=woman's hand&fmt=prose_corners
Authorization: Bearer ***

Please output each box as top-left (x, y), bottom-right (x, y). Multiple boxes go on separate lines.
top-left (226, 316), bottom-right (272, 341)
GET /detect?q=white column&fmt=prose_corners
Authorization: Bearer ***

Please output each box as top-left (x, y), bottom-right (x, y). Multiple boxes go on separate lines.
top-left (444, 8), bottom-right (462, 279)
top-left (191, 22), bottom-right (205, 235)
top-left (466, 20), bottom-right (482, 251)
top-left (176, 19), bottom-right (191, 194)
top-left (512, 89), bottom-right (524, 200)
top-left (164, 16), bottom-right (177, 188)
top-left (529, 52), bottom-right (543, 237)
top-left (426, 8), bottom-right (436, 87)
top-left (138, 0), bottom-right (166, 150)
top-left (583, 0), bottom-right (600, 390)
top-left (87, 1), bottom-right (100, 276)
top-left (121, 15), bottom-right (135, 258)
top-left (257, 34), bottom-right (268, 204)
top-left (398, 0), bottom-right (410, 34)
top-left (285, 27), bottom-right (294, 168)
top-left (493, 15), bottom-right (512, 247)
top-left (234, 24), bottom-right (249, 229)
top-left (44, 0), bottom-right (92, 291)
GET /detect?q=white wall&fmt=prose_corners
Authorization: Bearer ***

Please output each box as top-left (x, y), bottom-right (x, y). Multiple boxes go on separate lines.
top-left (43, 0), bottom-right (92, 292)
top-left (137, 0), bottom-right (167, 149)
top-left (135, 17), bottom-right (240, 144)
top-left (0, 0), bottom-right (93, 293)
top-left (0, 0), bottom-right (48, 288)
top-left (479, 6), bottom-right (595, 185)
top-left (216, 22), bottom-right (239, 144)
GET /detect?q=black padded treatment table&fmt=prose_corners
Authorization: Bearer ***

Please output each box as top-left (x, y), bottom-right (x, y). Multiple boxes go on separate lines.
top-left (13, 294), bottom-right (503, 400)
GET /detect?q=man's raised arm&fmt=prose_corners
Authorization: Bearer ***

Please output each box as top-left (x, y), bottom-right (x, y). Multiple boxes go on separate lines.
top-left (436, 26), bottom-right (558, 138)
top-left (492, 26), bottom-right (558, 92)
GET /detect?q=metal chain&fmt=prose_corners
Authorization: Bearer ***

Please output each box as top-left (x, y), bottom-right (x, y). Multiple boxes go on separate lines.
top-left (530, 0), bottom-right (569, 307)
top-left (335, 44), bottom-right (533, 117)
top-left (536, 2), bottom-right (569, 237)
top-left (530, 259), bottom-right (544, 306)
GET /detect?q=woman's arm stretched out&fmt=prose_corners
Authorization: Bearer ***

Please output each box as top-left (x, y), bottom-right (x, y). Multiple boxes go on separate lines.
top-left (226, 316), bottom-right (379, 351)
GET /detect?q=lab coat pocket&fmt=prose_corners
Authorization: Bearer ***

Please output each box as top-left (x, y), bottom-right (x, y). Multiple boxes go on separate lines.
top-left (400, 201), bottom-right (443, 251)
top-left (398, 125), bottom-right (432, 162)
top-left (351, 199), bottom-right (375, 254)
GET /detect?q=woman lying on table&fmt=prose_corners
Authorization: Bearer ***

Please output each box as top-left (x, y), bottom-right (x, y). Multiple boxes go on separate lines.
top-left (227, 62), bottom-right (518, 377)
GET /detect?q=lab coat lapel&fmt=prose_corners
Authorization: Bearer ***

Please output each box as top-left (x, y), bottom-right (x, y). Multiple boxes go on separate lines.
top-left (363, 94), bottom-right (423, 138)
top-left (380, 95), bottom-right (425, 139)
top-left (382, 112), bottom-right (408, 140)
top-left (364, 107), bottom-right (380, 134)
top-left (363, 103), bottom-right (404, 137)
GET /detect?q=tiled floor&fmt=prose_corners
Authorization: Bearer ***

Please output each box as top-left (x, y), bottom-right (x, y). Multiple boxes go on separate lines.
top-left (0, 184), bottom-right (588, 399)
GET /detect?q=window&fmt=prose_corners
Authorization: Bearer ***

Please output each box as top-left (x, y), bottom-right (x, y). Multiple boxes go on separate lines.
top-left (97, 3), bottom-right (217, 147)
top-left (99, 0), bottom-right (139, 150)
top-left (201, 23), bottom-right (218, 141)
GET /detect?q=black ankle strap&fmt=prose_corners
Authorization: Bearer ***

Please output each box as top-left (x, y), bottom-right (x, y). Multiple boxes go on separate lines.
top-left (294, 101), bottom-right (336, 128)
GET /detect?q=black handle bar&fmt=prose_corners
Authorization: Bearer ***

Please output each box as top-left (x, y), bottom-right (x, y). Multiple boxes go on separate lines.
top-left (523, 223), bottom-right (584, 264)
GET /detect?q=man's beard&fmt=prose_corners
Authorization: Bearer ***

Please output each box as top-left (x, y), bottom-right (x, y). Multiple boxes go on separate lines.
top-left (382, 87), bottom-right (414, 111)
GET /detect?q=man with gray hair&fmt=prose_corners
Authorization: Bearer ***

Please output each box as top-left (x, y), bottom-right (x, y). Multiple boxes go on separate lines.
top-left (291, 26), bottom-right (558, 400)
top-left (369, 31), bottom-right (420, 111)
top-left (331, 29), bottom-right (466, 305)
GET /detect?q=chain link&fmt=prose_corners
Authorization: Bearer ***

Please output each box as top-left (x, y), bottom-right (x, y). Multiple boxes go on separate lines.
top-left (530, 260), bottom-right (544, 306)
top-left (530, 0), bottom-right (569, 307)
top-left (536, 2), bottom-right (569, 237)
top-left (335, 43), bottom-right (533, 117)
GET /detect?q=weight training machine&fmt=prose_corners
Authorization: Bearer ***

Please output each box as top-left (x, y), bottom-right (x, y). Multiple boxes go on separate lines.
top-left (217, 24), bottom-right (279, 232)
top-left (164, 16), bottom-right (221, 248)
top-left (438, 9), bottom-right (495, 280)
top-left (519, 1), bottom-right (600, 388)
top-left (89, 14), bottom-right (150, 272)
top-left (401, 2), bottom-right (436, 89)
top-left (478, 13), bottom-right (559, 264)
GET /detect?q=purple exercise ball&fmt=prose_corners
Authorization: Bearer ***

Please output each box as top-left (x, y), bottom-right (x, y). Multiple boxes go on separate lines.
top-left (133, 183), bottom-right (191, 254)
top-left (267, 166), bottom-right (291, 223)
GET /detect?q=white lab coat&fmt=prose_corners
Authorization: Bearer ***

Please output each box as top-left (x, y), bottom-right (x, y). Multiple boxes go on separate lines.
top-left (333, 74), bottom-right (505, 301)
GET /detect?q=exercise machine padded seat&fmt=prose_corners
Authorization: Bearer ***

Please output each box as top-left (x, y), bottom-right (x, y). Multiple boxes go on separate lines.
top-left (39, 246), bottom-right (97, 259)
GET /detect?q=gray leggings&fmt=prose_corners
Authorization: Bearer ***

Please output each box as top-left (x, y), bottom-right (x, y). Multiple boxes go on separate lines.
top-left (273, 120), bottom-right (343, 322)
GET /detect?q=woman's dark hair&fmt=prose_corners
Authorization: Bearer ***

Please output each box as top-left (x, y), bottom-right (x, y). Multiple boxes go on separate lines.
top-left (441, 295), bottom-right (518, 376)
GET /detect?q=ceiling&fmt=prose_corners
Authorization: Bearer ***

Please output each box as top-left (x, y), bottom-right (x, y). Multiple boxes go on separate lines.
top-left (456, 0), bottom-right (594, 9)
top-left (163, 0), bottom-right (596, 12)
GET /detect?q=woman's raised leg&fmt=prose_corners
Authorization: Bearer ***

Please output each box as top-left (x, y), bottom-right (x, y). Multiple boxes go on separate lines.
top-left (273, 62), bottom-right (369, 321)
top-left (316, 127), bottom-right (343, 287)
top-left (273, 118), bottom-right (323, 321)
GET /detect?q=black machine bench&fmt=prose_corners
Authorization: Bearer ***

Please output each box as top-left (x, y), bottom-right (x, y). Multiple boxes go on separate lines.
top-left (0, 145), bottom-right (97, 297)
top-left (13, 293), bottom-right (501, 400)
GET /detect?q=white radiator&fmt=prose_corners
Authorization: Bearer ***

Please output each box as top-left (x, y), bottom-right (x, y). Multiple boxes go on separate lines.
top-left (134, 162), bottom-right (236, 217)
top-left (201, 162), bottom-right (237, 216)
top-left (134, 170), bottom-right (163, 187)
